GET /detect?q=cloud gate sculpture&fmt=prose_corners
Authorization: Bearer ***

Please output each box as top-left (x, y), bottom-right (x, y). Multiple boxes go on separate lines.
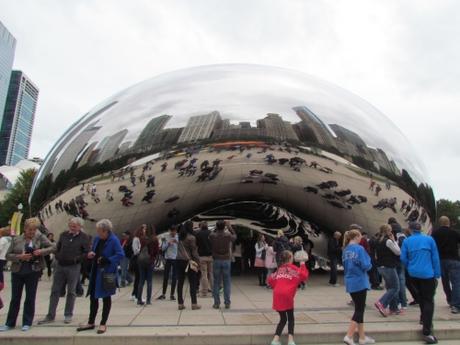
top-left (30, 64), bottom-right (435, 260)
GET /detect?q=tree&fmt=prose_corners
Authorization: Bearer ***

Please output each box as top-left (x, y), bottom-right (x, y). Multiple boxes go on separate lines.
top-left (436, 199), bottom-right (460, 229)
top-left (0, 168), bottom-right (37, 226)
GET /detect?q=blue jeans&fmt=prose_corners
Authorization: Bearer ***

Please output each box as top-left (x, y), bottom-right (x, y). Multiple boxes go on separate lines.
top-left (120, 257), bottom-right (133, 286)
top-left (138, 265), bottom-right (153, 303)
top-left (440, 259), bottom-right (460, 308)
top-left (212, 259), bottom-right (231, 306)
top-left (377, 266), bottom-right (400, 311)
top-left (397, 265), bottom-right (407, 307)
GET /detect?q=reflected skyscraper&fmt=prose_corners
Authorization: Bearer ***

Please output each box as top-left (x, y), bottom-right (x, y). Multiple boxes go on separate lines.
top-left (0, 21), bottom-right (16, 126)
top-left (134, 115), bottom-right (171, 150)
top-left (0, 71), bottom-right (39, 165)
top-left (178, 111), bottom-right (222, 143)
top-left (256, 113), bottom-right (298, 141)
top-left (293, 106), bottom-right (337, 148)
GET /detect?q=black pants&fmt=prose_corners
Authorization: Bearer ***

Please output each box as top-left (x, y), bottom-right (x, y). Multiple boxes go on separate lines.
top-left (369, 261), bottom-right (381, 288)
top-left (412, 277), bottom-right (436, 336)
top-left (131, 258), bottom-right (140, 298)
top-left (44, 256), bottom-right (53, 277)
top-left (6, 272), bottom-right (40, 327)
top-left (329, 257), bottom-right (338, 284)
top-left (89, 296), bottom-right (112, 325)
top-left (405, 273), bottom-right (419, 303)
top-left (162, 259), bottom-right (177, 296)
top-left (350, 289), bottom-right (367, 323)
top-left (275, 309), bottom-right (294, 336)
top-left (257, 267), bottom-right (266, 286)
top-left (176, 260), bottom-right (198, 305)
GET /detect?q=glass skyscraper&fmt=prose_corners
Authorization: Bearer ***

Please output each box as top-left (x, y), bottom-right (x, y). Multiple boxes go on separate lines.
top-left (0, 71), bottom-right (39, 165)
top-left (0, 20), bottom-right (17, 126)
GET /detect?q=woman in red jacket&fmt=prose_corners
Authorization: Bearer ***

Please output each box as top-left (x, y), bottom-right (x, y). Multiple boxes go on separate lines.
top-left (268, 250), bottom-right (309, 345)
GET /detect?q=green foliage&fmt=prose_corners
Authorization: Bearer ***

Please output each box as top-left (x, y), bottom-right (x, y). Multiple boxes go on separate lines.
top-left (0, 169), bottom-right (37, 226)
top-left (436, 199), bottom-right (460, 229)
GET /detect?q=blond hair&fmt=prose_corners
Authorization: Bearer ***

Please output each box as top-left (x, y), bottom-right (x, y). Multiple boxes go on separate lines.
top-left (294, 236), bottom-right (302, 244)
top-left (343, 229), bottom-right (361, 247)
top-left (277, 230), bottom-right (284, 238)
top-left (439, 216), bottom-right (450, 227)
top-left (378, 224), bottom-right (392, 242)
top-left (24, 217), bottom-right (41, 230)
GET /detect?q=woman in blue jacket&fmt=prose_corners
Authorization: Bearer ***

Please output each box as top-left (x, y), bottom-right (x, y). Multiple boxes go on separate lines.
top-left (342, 229), bottom-right (375, 345)
top-left (77, 219), bottom-right (124, 334)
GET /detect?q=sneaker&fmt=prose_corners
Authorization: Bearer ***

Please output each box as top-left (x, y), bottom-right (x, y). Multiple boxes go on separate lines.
top-left (372, 286), bottom-right (383, 291)
top-left (343, 335), bottom-right (356, 345)
top-left (64, 316), bottom-right (72, 324)
top-left (178, 304), bottom-right (186, 310)
top-left (270, 341), bottom-right (281, 345)
top-left (0, 325), bottom-right (13, 332)
top-left (451, 306), bottom-right (460, 314)
top-left (156, 295), bottom-right (166, 300)
top-left (137, 301), bottom-right (145, 306)
top-left (129, 295), bottom-right (136, 301)
top-left (288, 341), bottom-right (297, 345)
top-left (409, 300), bottom-right (418, 306)
top-left (224, 303), bottom-right (231, 309)
top-left (38, 317), bottom-right (55, 325)
top-left (170, 295), bottom-right (176, 301)
top-left (146, 301), bottom-right (152, 305)
top-left (21, 325), bottom-right (31, 332)
top-left (212, 304), bottom-right (220, 309)
top-left (191, 304), bottom-right (201, 310)
top-left (374, 301), bottom-right (387, 317)
top-left (423, 335), bottom-right (438, 344)
top-left (389, 309), bottom-right (404, 315)
top-left (329, 283), bottom-right (340, 287)
top-left (359, 336), bottom-right (375, 344)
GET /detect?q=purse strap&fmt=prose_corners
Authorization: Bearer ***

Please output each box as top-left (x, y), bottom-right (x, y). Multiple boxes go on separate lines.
top-left (179, 240), bottom-right (191, 261)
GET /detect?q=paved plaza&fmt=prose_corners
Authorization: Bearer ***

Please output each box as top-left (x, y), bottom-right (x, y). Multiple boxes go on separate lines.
top-left (0, 272), bottom-right (459, 344)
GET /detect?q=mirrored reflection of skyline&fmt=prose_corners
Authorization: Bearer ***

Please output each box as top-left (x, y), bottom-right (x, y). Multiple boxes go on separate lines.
top-left (30, 64), bottom-right (433, 216)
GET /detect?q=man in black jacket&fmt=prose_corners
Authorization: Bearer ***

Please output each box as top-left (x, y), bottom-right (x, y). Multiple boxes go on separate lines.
top-left (195, 222), bottom-right (213, 297)
top-left (432, 216), bottom-right (460, 314)
top-left (327, 231), bottom-right (342, 286)
top-left (39, 217), bottom-right (90, 324)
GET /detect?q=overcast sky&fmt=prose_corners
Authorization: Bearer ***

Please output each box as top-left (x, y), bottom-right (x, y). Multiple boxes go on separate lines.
top-left (1, 0), bottom-right (459, 200)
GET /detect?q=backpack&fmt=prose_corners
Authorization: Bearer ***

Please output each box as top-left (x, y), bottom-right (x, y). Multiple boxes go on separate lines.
top-left (137, 245), bottom-right (151, 267)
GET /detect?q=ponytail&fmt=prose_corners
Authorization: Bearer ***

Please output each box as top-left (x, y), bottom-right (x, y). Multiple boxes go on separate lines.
top-left (343, 229), bottom-right (361, 247)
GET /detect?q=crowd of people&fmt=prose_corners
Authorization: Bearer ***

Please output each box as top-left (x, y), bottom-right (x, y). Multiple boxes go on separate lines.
top-left (0, 214), bottom-right (458, 345)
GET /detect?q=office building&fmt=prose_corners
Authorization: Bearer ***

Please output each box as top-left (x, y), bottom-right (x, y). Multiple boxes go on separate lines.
top-left (178, 111), bottom-right (222, 143)
top-left (0, 71), bottom-right (39, 165)
top-left (0, 21), bottom-right (16, 125)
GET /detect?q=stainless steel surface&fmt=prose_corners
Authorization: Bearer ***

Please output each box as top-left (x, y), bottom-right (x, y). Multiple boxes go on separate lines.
top-left (30, 64), bottom-right (435, 258)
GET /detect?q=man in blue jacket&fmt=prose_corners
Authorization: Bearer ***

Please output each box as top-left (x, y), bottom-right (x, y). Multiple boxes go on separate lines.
top-left (401, 222), bottom-right (441, 344)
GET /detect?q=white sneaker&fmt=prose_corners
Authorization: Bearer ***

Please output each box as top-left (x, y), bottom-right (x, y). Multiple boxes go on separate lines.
top-left (343, 335), bottom-right (356, 345)
top-left (129, 295), bottom-right (136, 301)
top-left (359, 336), bottom-right (376, 344)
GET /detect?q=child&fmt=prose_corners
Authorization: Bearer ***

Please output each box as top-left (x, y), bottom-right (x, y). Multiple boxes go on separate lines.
top-left (268, 250), bottom-right (309, 345)
top-left (342, 229), bottom-right (375, 345)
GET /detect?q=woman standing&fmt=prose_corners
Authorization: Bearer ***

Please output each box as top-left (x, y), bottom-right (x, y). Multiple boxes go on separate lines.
top-left (291, 236), bottom-right (306, 289)
top-left (130, 224), bottom-right (147, 302)
top-left (137, 228), bottom-right (159, 305)
top-left (0, 218), bottom-right (55, 332)
top-left (255, 234), bottom-right (268, 286)
top-left (264, 237), bottom-right (277, 288)
top-left (77, 219), bottom-right (124, 334)
top-left (342, 229), bottom-right (375, 345)
top-left (374, 224), bottom-right (401, 317)
top-left (176, 221), bottom-right (201, 310)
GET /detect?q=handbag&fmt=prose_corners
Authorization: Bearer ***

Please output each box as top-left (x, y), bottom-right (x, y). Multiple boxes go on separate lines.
top-left (101, 268), bottom-right (117, 291)
top-left (294, 249), bottom-right (309, 263)
top-left (180, 241), bottom-right (199, 273)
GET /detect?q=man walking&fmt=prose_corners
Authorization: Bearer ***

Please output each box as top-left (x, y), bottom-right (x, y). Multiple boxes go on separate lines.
top-left (157, 225), bottom-right (178, 301)
top-left (432, 216), bottom-right (460, 314)
top-left (401, 222), bottom-right (441, 344)
top-left (39, 218), bottom-right (90, 324)
top-left (210, 220), bottom-right (236, 309)
top-left (195, 222), bottom-right (213, 297)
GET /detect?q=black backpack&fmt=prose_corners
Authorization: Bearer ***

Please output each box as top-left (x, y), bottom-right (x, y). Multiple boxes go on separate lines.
top-left (124, 238), bottom-right (134, 258)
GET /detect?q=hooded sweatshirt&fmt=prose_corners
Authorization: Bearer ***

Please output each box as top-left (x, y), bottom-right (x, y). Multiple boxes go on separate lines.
top-left (268, 262), bottom-right (308, 311)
